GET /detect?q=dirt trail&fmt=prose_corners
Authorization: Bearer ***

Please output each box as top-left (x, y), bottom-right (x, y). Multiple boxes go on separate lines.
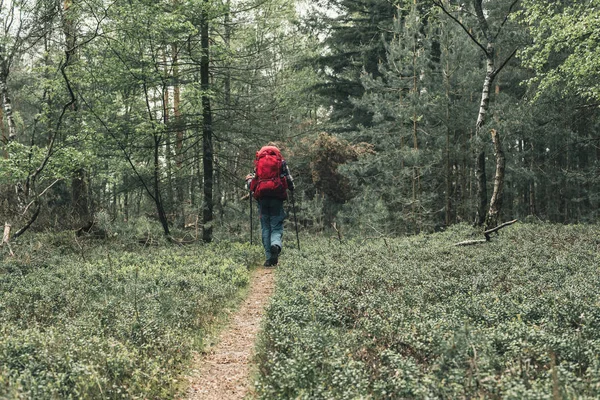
top-left (183, 267), bottom-right (275, 400)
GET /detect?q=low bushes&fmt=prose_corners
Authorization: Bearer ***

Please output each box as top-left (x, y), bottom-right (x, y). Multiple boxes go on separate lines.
top-left (255, 223), bottom-right (600, 399)
top-left (0, 240), bottom-right (261, 399)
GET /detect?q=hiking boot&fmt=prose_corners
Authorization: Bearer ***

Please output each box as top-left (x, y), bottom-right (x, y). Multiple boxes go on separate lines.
top-left (263, 260), bottom-right (272, 267)
top-left (269, 244), bottom-right (281, 266)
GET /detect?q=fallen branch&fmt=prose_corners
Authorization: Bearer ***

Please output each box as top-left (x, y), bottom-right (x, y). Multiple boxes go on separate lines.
top-left (455, 219), bottom-right (518, 246)
top-left (484, 219), bottom-right (518, 240)
top-left (454, 239), bottom-right (488, 247)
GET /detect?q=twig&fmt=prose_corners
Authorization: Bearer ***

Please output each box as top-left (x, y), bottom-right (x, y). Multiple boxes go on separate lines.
top-left (331, 222), bottom-right (342, 242)
top-left (21, 179), bottom-right (61, 215)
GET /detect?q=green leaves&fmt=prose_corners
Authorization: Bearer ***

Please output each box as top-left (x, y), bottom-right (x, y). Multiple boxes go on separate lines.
top-left (0, 142), bottom-right (86, 185)
top-left (0, 240), bottom-right (259, 398)
top-left (255, 224), bottom-right (600, 398)
top-left (518, 0), bottom-right (600, 103)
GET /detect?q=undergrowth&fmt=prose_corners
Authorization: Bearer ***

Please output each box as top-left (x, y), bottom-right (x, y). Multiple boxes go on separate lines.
top-left (0, 234), bottom-right (262, 399)
top-left (254, 223), bottom-right (600, 399)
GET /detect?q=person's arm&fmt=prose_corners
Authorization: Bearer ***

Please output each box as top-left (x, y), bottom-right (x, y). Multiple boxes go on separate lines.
top-left (245, 172), bottom-right (255, 191)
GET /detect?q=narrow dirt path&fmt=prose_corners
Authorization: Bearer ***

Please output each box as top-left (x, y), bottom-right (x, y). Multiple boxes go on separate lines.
top-left (182, 267), bottom-right (275, 400)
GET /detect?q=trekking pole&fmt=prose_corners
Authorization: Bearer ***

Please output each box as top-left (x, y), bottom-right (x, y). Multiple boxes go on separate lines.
top-left (290, 190), bottom-right (301, 251)
top-left (249, 191), bottom-right (253, 245)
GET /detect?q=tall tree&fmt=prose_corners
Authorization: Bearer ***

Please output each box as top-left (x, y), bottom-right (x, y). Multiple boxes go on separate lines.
top-left (200, 0), bottom-right (214, 242)
top-left (302, 0), bottom-right (397, 131)
top-left (433, 0), bottom-right (519, 227)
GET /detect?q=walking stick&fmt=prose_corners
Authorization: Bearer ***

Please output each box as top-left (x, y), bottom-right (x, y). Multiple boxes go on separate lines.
top-left (250, 191), bottom-right (253, 245)
top-left (291, 190), bottom-right (301, 251)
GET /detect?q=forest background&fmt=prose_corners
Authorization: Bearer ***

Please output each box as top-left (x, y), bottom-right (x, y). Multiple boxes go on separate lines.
top-left (0, 0), bottom-right (598, 243)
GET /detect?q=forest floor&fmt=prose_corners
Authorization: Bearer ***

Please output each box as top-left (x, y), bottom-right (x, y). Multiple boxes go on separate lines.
top-left (182, 266), bottom-right (275, 400)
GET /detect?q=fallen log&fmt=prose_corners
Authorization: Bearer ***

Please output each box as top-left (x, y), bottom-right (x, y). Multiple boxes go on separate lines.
top-left (455, 219), bottom-right (518, 246)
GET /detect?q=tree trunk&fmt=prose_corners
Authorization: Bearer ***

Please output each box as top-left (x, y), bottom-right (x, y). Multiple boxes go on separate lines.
top-left (123, 178), bottom-right (129, 222)
top-left (154, 135), bottom-right (171, 236)
top-left (201, 1), bottom-right (214, 243)
top-left (412, 31), bottom-right (420, 234)
top-left (0, 104), bottom-right (6, 142)
top-left (444, 45), bottom-right (452, 226)
top-left (173, 42), bottom-right (185, 229)
top-left (475, 149), bottom-right (487, 225)
top-left (64, 0), bottom-right (93, 229)
top-left (72, 168), bottom-right (91, 225)
top-left (0, 72), bottom-right (17, 142)
top-left (163, 50), bottom-right (174, 212)
top-left (474, 53), bottom-right (494, 225)
top-left (485, 129), bottom-right (505, 229)
top-left (472, 1), bottom-right (494, 225)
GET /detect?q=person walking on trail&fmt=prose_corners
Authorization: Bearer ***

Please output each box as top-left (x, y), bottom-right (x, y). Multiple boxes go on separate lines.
top-left (246, 145), bottom-right (294, 267)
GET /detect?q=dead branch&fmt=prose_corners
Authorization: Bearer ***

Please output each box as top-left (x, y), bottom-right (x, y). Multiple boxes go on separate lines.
top-left (454, 239), bottom-right (488, 247)
top-left (22, 178), bottom-right (61, 215)
top-left (332, 222), bottom-right (342, 242)
top-left (455, 219), bottom-right (518, 246)
top-left (484, 219), bottom-right (518, 240)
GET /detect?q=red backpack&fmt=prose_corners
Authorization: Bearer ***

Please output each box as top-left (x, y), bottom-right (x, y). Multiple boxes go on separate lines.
top-left (251, 146), bottom-right (288, 200)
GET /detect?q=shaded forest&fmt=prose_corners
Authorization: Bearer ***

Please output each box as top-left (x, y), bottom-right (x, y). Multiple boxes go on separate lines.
top-left (1, 0), bottom-right (598, 244)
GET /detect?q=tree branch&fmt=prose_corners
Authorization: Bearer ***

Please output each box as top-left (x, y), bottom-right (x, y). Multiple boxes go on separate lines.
top-left (78, 93), bottom-right (158, 204)
top-left (432, 0), bottom-right (488, 56)
top-left (484, 219), bottom-right (518, 241)
top-left (21, 179), bottom-right (62, 215)
top-left (454, 219), bottom-right (518, 246)
top-left (27, 47), bottom-right (78, 194)
top-left (473, 0), bottom-right (492, 44)
top-left (494, 0), bottom-right (520, 42)
top-left (491, 47), bottom-right (518, 79)
top-left (12, 204), bottom-right (41, 239)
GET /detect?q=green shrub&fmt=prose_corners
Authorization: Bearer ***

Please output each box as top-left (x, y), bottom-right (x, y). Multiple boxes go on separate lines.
top-left (254, 223), bottom-right (600, 399)
top-left (0, 240), bottom-right (261, 399)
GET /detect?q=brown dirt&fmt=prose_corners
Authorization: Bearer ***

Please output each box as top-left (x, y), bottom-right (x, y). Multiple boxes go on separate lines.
top-left (182, 267), bottom-right (275, 400)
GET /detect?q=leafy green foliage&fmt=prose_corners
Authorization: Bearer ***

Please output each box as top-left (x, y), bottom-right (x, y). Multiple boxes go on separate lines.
top-left (518, 0), bottom-right (600, 103)
top-left (255, 224), bottom-right (600, 398)
top-left (0, 239), bottom-right (261, 398)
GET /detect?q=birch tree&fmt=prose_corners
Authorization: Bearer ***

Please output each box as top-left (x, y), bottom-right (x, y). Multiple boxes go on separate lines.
top-left (433, 0), bottom-right (519, 227)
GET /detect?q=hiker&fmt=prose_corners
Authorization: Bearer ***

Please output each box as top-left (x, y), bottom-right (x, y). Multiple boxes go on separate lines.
top-left (246, 145), bottom-right (294, 267)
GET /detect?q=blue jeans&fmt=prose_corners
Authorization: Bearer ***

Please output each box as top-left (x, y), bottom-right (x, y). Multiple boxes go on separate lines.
top-left (257, 197), bottom-right (285, 260)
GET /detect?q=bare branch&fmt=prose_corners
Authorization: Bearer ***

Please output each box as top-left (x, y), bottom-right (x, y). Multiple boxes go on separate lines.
top-left (12, 204), bottom-right (40, 239)
top-left (484, 219), bottom-right (518, 240)
top-left (491, 47), bottom-right (518, 79)
top-left (454, 219), bottom-right (518, 246)
top-left (432, 0), bottom-right (488, 56)
top-left (494, 0), bottom-right (520, 41)
top-left (78, 94), bottom-right (158, 204)
top-left (28, 53), bottom-right (76, 191)
top-left (21, 179), bottom-right (62, 215)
